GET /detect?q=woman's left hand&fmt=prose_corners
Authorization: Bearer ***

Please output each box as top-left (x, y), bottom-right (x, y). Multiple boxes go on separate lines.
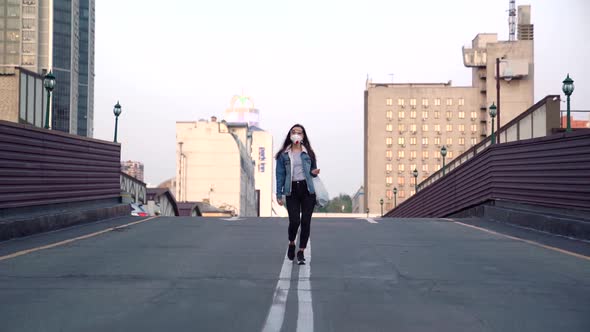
top-left (311, 169), bottom-right (320, 175)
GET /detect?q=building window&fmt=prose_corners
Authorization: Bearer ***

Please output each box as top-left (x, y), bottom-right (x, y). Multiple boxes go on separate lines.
top-left (399, 190), bottom-right (406, 198)
top-left (386, 124), bottom-right (393, 132)
top-left (446, 124), bottom-right (453, 132)
top-left (471, 111), bottom-right (477, 120)
top-left (259, 163), bottom-right (266, 172)
top-left (398, 137), bottom-right (405, 145)
top-left (410, 150), bottom-right (417, 159)
top-left (422, 164), bottom-right (429, 172)
top-left (398, 176), bottom-right (405, 185)
top-left (422, 111), bottom-right (429, 119)
top-left (446, 111), bottom-right (453, 119)
top-left (386, 98), bottom-right (393, 106)
top-left (471, 124), bottom-right (477, 132)
top-left (398, 150), bottom-right (405, 158)
top-left (434, 124), bottom-right (441, 132)
top-left (398, 124), bottom-right (406, 132)
top-left (422, 98), bottom-right (429, 107)
top-left (422, 151), bottom-right (429, 159)
top-left (459, 111), bottom-right (465, 119)
top-left (422, 137), bottom-right (429, 145)
top-left (398, 98), bottom-right (405, 106)
top-left (434, 98), bottom-right (441, 106)
top-left (446, 98), bottom-right (453, 106)
top-left (398, 111), bottom-right (405, 119)
top-left (386, 137), bottom-right (393, 147)
top-left (259, 147), bottom-right (266, 160)
top-left (410, 137), bottom-right (417, 145)
top-left (386, 190), bottom-right (393, 200)
top-left (448, 151), bottom-right (454, 158)
top-left (398, 164), bottom-right (405, 172)
top-left (410, 124), bottom-right (417, 132)
top-left (410, 164), bottom-right (416, 172)
top-left (471, 137), bottom-right (477, 145)
top-left (459, 98), bottom-right (465, 106)
top-left (422, 124), bottom-right (428, 132)
top-left (410, 98), bottom-right (417, 106)
top-left (434, 111), bottom-right (440, 119)
top-left (386, 110), bottom-right (393, 120)
top-left (459, 124), bottom-right (465, 132)
top-left (386, 164), bottom-right (393, 172)
top-left (434, 137), bottom-right (441, 145)
top-left (459, 137), bottom-right (465, 145)
top-left (446, 137), bottom-right (453, 145)
top-left (386, 176), bottom-right (393, 186)
top-left (410, 110), bottom-right (417, 119)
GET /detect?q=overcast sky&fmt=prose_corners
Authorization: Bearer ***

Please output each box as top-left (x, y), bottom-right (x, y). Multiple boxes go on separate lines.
top-left (93, 0), bottom-right (590, 197)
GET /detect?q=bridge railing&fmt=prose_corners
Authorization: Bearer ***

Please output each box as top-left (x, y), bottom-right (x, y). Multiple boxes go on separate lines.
top-left (0, 120), bottom-right (121, 211)
top-left (417, 95), bottom-right (561, 192)
top-left (386, 129), bottom-right (590, 217)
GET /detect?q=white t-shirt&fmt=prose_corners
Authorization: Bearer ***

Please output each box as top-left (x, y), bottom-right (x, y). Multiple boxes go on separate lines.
top-left (292, 151), bottom-right (306, 181)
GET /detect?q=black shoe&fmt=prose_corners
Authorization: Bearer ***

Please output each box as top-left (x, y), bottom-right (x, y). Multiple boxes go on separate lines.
top-left (287, 244), bottom-right (296, 261)
top-left (297, 250), bottom-right (305, 265)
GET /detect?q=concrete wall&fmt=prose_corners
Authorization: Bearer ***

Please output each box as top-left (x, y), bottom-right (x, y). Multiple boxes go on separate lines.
top-left (0, 74), bottom-right (18, 123)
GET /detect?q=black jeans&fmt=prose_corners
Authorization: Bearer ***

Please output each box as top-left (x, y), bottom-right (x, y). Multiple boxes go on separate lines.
top-left (286, 180), bottom-right (316, 249)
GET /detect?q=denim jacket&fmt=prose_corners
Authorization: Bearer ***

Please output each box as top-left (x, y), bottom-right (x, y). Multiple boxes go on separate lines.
top-left (276, 146), bottom-right (318, 200)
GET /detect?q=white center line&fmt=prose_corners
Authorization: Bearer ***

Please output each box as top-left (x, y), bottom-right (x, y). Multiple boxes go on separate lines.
top-left (296, 241), bottom-right (313, 332)
top-left (261, 247), bottom-right (293, 332)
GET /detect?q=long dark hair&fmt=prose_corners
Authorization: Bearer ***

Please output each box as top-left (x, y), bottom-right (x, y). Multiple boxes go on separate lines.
top-left (275, 124), bottom-right (316, 162)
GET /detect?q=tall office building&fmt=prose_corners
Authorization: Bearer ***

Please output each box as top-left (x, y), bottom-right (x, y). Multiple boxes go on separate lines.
top-left (0, 0), bottom-right (95, 137)
top-left (364, 6), bottom-right (534, 213)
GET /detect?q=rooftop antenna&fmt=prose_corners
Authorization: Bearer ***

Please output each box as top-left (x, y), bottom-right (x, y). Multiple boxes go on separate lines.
top-left (508, 0), bottom-right (516, 41)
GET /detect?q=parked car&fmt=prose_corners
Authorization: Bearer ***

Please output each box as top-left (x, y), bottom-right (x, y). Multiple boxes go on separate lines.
top-left (130, 203), bottom-right (148, 217)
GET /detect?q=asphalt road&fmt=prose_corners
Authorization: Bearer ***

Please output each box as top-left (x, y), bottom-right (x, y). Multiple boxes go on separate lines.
top-left (0, 216), bottom-right (589, 332)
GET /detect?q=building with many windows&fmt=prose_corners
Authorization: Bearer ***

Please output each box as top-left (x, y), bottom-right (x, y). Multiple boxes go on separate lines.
top-left (0, 0), bottom-right (95, 137)
top-left (364, 6), bottom-right (534, 213)
top-left (121, 160), bottom-right (145, 182)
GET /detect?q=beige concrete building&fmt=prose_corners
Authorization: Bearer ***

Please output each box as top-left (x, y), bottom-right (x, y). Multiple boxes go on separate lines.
top-left (176, 118), bottom-right (258, 217)
top-left (364, 6), bottom-right (534, 213)
top-left (121, 160), bottom-right (144, 182)
top-left (0, 67), bottom-right (47, 127)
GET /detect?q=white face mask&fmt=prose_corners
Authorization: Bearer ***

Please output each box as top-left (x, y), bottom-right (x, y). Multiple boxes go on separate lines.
top-left (290, 134), bottom-right (303, 145)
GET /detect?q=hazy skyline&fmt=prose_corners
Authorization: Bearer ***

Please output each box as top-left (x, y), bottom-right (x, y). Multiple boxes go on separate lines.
top-left (93, 0), bottom-right (589, 197)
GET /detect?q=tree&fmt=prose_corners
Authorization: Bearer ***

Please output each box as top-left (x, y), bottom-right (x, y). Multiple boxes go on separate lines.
top-left (315, 194), bottom-right (353, 213)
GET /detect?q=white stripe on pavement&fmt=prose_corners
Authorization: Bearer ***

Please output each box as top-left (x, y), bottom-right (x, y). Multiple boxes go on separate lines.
top-left (364, 218), bottom-right (379, 224)
top-left (261, 247), bottom-right (293, 332)
top-left (296, 241), bottom-right (313, 332)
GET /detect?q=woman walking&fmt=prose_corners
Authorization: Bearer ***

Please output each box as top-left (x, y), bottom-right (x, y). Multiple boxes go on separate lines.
top-left (276, 124), bottom-right (320, 265)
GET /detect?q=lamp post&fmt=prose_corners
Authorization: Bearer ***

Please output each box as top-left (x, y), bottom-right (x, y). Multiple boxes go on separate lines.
top-left (489, 103), bottom-right (497, 144)
top-left (113, 101), bottom-right (122, 143)
top-left (440, 146), bottom-right (447, 176)
top-left (379, 198), bottom-right (384, 217)
top-left (562, 74), bottom-right (575, 132)
top-left (412, 168), bottom-right (418, 193)
top-left (43, 71), bottom-right (55, 129)
top-left (366, 208), bottom-right (369, 218)
top-left (393, 187), bottom-right (397, 208)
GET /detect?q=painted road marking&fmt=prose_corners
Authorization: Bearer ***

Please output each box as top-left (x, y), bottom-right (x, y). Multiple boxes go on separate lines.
top-left (296, 241), bottom-right (313, 332)
top-left (261, 245), bottom-right (294, 332)
top-left (363, 218), bottom-right (379, 224)
top-left (220, 216), bottom-right (243, 221)
top-left (451, 219), bottom-right (590, 261)
top-left (0, 216), bottom-right (158, 262)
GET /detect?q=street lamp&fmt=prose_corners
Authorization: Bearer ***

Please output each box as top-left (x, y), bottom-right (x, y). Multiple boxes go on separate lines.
top-left (412, 168), bottom-right (418, 193)
top-left (365, 208), bottom-right (369, 218)
top-left (113, 101), bottom-right (122, 143)
top-left (43, 71), bottom-right (56, 129)
top-left (489, 103), bottom-right (497, 144)
top-left (440, 146), bottom-right (447, 176)
top-left (379, 198), bottom-right (384, 217)
top-left (393, 187), bottom-right (397, 208)
top-left (562, 74), bottom-right (575, 132)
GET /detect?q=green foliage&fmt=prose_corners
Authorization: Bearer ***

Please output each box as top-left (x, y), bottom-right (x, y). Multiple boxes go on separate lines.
top-left (315, 194), bottom-right (353, 213)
